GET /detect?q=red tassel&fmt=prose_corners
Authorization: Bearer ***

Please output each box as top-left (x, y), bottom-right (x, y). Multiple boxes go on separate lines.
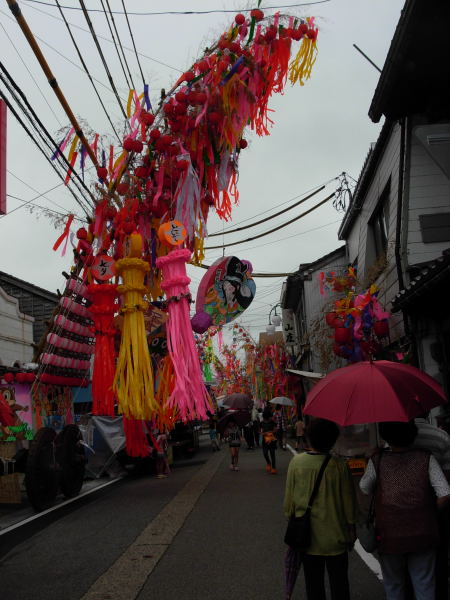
top-left (123, 418), bottom-right (151, 458)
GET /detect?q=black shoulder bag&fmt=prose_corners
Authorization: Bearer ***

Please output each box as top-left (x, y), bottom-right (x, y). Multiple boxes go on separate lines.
top-left (284, 454), bottom-right (331, 551)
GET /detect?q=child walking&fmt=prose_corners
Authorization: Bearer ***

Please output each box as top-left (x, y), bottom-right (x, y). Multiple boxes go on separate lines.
top-left (224, 417), bottom-right (242, 471)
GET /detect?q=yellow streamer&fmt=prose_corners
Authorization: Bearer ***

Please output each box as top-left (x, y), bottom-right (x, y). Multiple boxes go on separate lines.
top-left (126, 89), bottom-right (134, 118)
top-left (67, 134), bottom-right (79, 162)
top-left (289, 37), bottom-right (318, 86)
top-left (113, 238), bottom-right (156, 419)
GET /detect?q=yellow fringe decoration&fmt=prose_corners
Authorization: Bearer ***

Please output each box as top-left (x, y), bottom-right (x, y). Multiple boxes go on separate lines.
top-left (289, 37), bottom-right (318, 86)
top-left (191, 230), bottom-right (205, 266)
top-left (113, 240), bottom-right (156, 419)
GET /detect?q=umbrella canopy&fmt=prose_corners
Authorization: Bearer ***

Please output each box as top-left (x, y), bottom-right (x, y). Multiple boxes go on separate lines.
top-left (222, 393), bottom-right (253, 410)
top-left (217, 410), bottom-right (252, 434)
top-left (269, 396), bottom-right (295, 407)
top-left (303, 360), bottom-right (447, 426)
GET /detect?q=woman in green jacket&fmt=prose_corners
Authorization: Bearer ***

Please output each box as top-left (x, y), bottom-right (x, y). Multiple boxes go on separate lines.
top-left (283, 419), bottom-right (357, 600)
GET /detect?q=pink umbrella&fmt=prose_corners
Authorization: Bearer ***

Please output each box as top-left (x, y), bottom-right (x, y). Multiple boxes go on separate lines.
top-left (303, 360), bottom-right (447, 426)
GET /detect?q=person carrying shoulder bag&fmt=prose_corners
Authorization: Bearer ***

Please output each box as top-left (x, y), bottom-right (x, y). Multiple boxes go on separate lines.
top-left (283, 419), bottom-right (357, 600)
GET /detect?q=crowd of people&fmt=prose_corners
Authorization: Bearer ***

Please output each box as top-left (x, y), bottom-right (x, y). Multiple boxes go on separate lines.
top-left (283, 416), bottom-right (450, 600)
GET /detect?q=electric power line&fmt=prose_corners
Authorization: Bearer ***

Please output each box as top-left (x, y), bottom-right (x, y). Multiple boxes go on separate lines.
top-left (54, 0), bottom-right (121, 143)
top-left (209, 176), bottom-right (338, 235)
top-left (104, 0), bottom-right (136, 90)
top-left (0, 20), bottom-right (63, 127)
top-left (0, 60), bottom-right (95, 210)
top-left (20, 2), bottom-right (181, 73)
top-left (0, 69), bottom-right (93, 215)
top-left (120, 0), bottom-right (146, 90)
top-left (78, 0), bottom-right (128, 119)
top-left (204, 193), bottom-right (335, 250)
top-left (21, 0), bottom-right (333, 16)
top-left (7, 192), bottom-right (86, 222)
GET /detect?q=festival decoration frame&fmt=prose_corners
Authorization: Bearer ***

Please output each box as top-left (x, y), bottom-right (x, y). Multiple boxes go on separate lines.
top-left (29, 6), bottom-right (321, 452)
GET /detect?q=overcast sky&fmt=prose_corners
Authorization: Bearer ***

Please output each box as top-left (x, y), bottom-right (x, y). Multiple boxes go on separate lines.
top-left (0, 0), bottom-right (404, 341)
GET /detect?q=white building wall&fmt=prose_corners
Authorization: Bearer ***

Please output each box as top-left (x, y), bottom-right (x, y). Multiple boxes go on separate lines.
top-left (0, 286), bottom-right (35, 366)
top-left (344, 123), bottom-right (405, 342)
top-left (406, 119), bottom-right (450, 266)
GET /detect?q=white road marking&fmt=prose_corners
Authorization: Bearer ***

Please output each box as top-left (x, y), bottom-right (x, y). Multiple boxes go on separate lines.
top-left (286, 443), bottom-right (297, 456)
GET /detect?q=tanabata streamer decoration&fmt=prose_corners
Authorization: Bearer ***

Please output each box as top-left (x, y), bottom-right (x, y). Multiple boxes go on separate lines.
top-left (87, 282), bottom-right (118, 416)
top-left (156, 247), bottom-right (211, 422)
top-left (113, 233), bottom-right (156, 419)
top-left (37, 7), bottom-right (320, 444)
top-left (320, 268), bottom-right (391, 362)
top-left (191, 256), bottom-right (256, 334)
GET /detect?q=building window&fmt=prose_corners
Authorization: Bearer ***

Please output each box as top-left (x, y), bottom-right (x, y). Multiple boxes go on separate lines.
top-left (369, 181), bottom-right (390, 261)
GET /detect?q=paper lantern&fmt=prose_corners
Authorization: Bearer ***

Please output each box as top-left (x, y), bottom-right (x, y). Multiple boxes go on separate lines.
top-left (374, 320), bottom-right (389, 338)
top-left (325, 312), bottom-right (337, 327)
top-left (158, 220), bottom-right (187, 247)
top-left (192, 256), bottom-right (256, 331)
top-left (334, 327), bottom-right (351, 344)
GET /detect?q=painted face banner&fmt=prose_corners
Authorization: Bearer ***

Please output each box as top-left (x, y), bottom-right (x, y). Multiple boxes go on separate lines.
top-left (192, 256), bottom-right (256, 333)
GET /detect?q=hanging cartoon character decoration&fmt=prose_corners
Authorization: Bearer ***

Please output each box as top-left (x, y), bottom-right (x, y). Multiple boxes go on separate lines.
top-left (192, 256), bottom-right (256, 334)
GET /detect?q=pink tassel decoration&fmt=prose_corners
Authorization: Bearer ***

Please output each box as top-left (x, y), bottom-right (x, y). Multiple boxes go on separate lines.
top-left (156, 248), bottom-right (211, 422)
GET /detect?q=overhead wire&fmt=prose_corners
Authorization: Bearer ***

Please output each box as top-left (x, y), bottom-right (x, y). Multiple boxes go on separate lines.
top-left (8, 169), bottom-right (78, 213)
top-left (205, 218), bottom-right (341, 262)
top-left (77, 0), bottom-right (128, 120)
top-left (0, 60), bottom-right (95, 211)
top-left (21, 0), bottom-right (333, 16)
top-left (209, 176), bottom-right (338, 234)
top-left (208, 185), bottom-right (325, 237)
top-left (0, 62), bottom-right (94, 215)
top-left (204, 193), bottom-right (335, 250)
top-left (54, 0), bottom-right (122, 143)
top-left (6, 193), bottom-right (86, 222)
top-left (20, 2), bottom-right (181, 73)
top-left (0, 83), bottom-right (92, 217)
top-left (97, 0), bottom-right (131, 90)
top-left (120, 0), bottom-right (146, 90)
top-left (0, 8), bottom-right (129, 96)
top-left (104, 0), bottom-right (136, 89)
top-left (0, 20), bottom-right (63, 127)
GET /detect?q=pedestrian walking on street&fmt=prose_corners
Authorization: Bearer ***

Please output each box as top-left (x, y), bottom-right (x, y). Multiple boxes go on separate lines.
top-left (155, 430), bottom-right (170, 479)
top-left (295, 417), bottom-right (305, 451)
top-left (261, 407), bottom-right (278, 474)
top-left (274, 404), bottom-right (287, 450)
top-left (224, 417), bottom-right (242, 471)
top-left (360, 420), bottom-right (450, 600)
top-left (283, 419), bottom-right (357, 600)
top-left (253, 408), bottom-right (262, 447)
top-left (413, 413), bottom-right (450, 600)
top-left (243, 419), bottom-right (255, 449)
top-left (208, 419), bottom-right (221, 452)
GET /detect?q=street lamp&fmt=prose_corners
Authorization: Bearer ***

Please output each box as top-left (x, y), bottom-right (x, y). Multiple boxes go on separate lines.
top-left (266, 303), bottom-right (281, 333)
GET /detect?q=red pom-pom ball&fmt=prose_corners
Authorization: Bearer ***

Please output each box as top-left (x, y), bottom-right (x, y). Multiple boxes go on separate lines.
top-left (250, 8), bottom-right (264, 21)
top-left (239, 139), bottom-right (248, 149)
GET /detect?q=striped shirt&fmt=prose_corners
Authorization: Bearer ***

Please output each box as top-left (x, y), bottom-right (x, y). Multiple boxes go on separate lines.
top-left (413, 419), bottom-right (450, 472)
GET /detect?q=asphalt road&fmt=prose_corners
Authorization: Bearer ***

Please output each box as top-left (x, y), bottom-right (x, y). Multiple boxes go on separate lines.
top-left (0, 438), bottom-right (384, 600)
